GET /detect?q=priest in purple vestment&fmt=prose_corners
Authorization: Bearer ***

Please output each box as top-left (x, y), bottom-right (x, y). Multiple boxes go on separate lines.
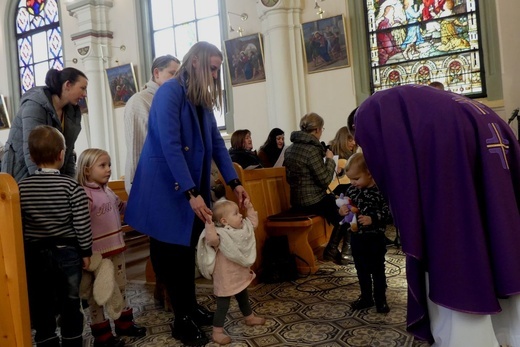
top-left (355, 85), bottom-right (520, 345)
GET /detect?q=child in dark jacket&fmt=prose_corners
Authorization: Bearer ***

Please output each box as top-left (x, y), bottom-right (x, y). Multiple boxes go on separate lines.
top-left (344, 153), bottom-right (393, 313)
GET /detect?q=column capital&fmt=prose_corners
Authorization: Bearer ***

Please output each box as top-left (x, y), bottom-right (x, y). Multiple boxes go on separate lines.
top-left (66, 0), bottom-right (113, 12)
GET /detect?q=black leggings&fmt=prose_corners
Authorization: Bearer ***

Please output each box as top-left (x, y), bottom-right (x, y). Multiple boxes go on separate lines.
top-left (213, 288), bottom-right (252, 327)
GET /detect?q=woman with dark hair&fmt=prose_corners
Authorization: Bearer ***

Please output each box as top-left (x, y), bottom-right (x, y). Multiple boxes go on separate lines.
top-left (125, 42), bottom-right (249, 346)
top-left (228, 129), bottom-right (263, 169)
top-left (347, 107), bottom-right (358, 135)
top-left (124, 54), bottom-right (180, 193)
top-left (257, 128), bottom-right (285, 168)
top-left (1, 67), bottom-right (88, 182)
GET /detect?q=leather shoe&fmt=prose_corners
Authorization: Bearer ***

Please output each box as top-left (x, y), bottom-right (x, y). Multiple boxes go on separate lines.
top-left (115, 323), bottom-right (147, 337)
top-left (192, 305), bottom-right (214, 326)
top-left (376, 302), bottom-right (390, 313)
top-left (171, 316), bottom-right (209, 346)
top-left (350, 297), bottom-right (374, 310)
top-left (93, 336), bottom-right (125, 347)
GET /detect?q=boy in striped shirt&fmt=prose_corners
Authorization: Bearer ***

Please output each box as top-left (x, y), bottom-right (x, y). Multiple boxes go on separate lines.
top-left (19, 125), bottom-right (92, 347)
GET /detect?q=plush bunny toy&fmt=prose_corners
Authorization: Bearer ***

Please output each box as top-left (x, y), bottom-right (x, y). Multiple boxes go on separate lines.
top-left (335, 193), bottom-right (360, 232)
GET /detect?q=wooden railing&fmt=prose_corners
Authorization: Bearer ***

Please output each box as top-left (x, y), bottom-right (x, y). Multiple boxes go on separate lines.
top-left (0, 173), bottom-right (32, 346)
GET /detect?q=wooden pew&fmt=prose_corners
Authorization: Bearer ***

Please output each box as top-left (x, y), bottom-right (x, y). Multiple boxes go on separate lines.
top-left (107, 180), bottom-right (155, 283)
top-left (0, 173), bottom-right (32, 346)
top-left (222, 164), bottom-right (332, 276)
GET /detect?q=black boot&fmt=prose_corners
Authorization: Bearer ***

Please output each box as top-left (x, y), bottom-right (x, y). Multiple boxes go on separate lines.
top-left (36, 336), bottom-right (60, 347)
top-left (323, 225), bottom-right (344, 261)
top-left (340, 230), bottom-right (353, 265)
top-left (171, 315), bottom-right (209, 346)
top-left (192, 304), bottom-right (214, 326)
top-left (61, 336), bottom-right (83, 347)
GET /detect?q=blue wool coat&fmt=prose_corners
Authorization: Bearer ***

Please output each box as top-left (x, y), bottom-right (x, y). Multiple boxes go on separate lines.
top-left (125, 77), bottom-right (238, 246)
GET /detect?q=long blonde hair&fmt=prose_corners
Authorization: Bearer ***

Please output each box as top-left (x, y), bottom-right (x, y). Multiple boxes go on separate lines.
top-left (175, 41), bottom-right (223, 110)
top-left (329, 126), bottom-right (355, 159)
top-left (76, 148), bottom-right (110, 186)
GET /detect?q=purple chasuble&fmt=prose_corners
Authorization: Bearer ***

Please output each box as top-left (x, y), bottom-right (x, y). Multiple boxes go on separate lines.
top-left (355, 85), bottom-right (520, 343)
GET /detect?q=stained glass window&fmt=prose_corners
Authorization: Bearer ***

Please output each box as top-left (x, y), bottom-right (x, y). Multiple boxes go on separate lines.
top-left (365, 0), bottom-right (485, 97)
top-left (149, 0), bottom-right (227, 128)
top-left (15, 0), bottom-right (63, 95)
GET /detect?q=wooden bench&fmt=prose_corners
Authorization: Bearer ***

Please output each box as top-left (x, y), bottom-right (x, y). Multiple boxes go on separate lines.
top-left (107, 180), bottom-right (155, 283)
top-left (222, 163), bottom-right (332, 276)
top-left (0, 173), bottom-right (32, 346)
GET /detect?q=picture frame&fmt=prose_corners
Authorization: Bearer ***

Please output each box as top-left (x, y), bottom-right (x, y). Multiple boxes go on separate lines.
top-left (0, 95), bottom-right (10, 130)
top-left (105, 63), bottom-right (138, 108)
top-left (224, 33), bottom-right (266, 86)
top-left (301, 14), bottom-right (350, 73)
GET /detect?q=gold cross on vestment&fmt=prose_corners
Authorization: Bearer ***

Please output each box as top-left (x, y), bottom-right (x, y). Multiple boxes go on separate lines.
top-left (486, 123), bottom-right (510, 170)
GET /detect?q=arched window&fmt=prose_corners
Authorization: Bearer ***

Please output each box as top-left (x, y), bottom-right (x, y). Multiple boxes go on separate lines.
top-left (15, 0), bottom-right (63, 95)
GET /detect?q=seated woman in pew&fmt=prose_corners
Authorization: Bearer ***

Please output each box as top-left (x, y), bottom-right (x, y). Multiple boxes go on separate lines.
top-left (229, 129), bottom-right (263, 169)
top-left (328, 126), bottom-right (357, 264)
top-left (257, 128), bottom-right (285, 168)
top-left (283, 112), bottom-right (348, 262)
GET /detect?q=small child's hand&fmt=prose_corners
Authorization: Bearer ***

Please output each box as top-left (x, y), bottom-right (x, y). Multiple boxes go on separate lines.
top-left (82, 257), bottom-right (91, 270)
top-left (339, 204), bottom-right (350, 216)
top-left (358, 215), bottom-right (372, 226)
top-left (244, 198), bottom-right (253, 209)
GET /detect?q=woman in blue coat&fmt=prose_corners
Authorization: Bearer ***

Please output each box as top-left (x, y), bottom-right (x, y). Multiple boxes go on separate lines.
top-left (125, 42), bottom-right (248, 346)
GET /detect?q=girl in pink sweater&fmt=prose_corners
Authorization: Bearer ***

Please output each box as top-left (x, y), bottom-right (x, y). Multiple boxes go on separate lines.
top-left (77, 149), bottom-right (146, 347)
top-left (197, 199), bottom-right (266, 344)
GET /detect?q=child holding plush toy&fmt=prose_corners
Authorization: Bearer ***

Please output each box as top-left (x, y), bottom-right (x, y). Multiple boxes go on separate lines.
top-left (344, 153), bottom-right (393, 313)
top-left (77, 149), bottom-right (146, 347)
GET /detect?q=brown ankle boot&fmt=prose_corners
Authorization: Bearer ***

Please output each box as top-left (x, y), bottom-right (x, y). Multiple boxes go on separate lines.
top-left (212, 327), bottom-right (231, 345)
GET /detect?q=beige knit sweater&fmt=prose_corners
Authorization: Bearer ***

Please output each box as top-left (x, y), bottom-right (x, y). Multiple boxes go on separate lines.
top-left (124, 80), bottom-right (159, 194)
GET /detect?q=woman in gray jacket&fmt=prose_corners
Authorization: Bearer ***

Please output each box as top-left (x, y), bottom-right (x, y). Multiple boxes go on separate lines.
top-left (1, 67), bottom-right (88, 182)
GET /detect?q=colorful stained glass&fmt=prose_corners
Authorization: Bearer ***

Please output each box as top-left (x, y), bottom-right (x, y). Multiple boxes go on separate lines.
top-left (44, 0), bottom-right (58, 25)
top-left (18, 37), bottom-right (33, 66)
top-left (16, 7), bottom-right (30, 33)
top-left (16, 0), bottom-right (62, 94)
top-left (27, 0), bottom-right (46, 16)
top-left (48, 28), bottom-right (62, 59)
top-left (20, 66), bottom-right (35, 93)
top-left (365, 0), bottom-right (485, 97)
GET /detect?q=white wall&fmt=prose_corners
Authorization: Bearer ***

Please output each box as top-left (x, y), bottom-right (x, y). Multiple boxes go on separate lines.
top-left (0, 0), bottom-right (518, 175)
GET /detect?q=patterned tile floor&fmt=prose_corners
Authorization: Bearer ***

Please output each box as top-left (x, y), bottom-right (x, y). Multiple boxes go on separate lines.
top-left (83, 247), bottom-right (431, 347)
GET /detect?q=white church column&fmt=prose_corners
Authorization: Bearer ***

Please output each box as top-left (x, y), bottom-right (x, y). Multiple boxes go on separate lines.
top-left (66, 0), bottom-right (120, 175)
top-left (257, 0), bottom-right (307, 131)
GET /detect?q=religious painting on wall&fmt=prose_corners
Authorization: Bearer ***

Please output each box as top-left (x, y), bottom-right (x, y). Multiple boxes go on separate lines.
top-left (364, 0), bottom-right (486, 97)
top-left (301, 15), bottom-right (350, 73)
top-left (105, 63), bottom-right (138, 108)
top-left (224, 33), bottom-right (266, 87)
